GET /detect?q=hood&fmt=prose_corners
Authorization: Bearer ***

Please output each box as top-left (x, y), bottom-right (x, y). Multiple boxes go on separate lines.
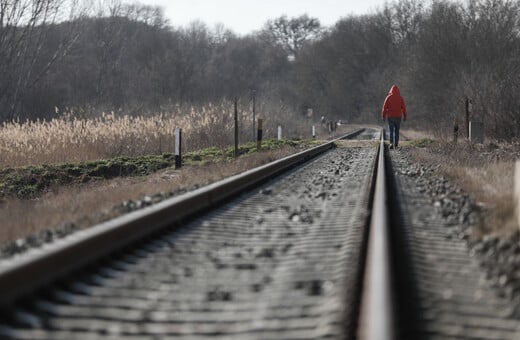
top-left (389, 85), bottom-right (400, 96)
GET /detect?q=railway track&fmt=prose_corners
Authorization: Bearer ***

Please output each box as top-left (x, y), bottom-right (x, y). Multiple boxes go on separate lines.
top-left (0, 127), bottom-right (519, 339)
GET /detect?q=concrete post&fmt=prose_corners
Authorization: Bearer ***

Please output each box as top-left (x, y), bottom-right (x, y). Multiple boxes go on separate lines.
top-left (277, 126), bottom-right (282, 140)
top-left (175, 128), bottom-right (182, 169)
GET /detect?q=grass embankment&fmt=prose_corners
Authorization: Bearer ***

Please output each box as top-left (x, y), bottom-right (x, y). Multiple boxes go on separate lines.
top-left (0, 139), bottom-right (313, 200)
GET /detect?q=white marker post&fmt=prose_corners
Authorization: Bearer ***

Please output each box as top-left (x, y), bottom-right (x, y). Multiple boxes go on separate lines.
top-left (278, 126), bottom-right (282, 140)
top-left (312, 125), bottom-right (316, 139)
top-left (175, 127), bottom-right (182, 169)
top-left (513, 160), bottom-right (520, 228)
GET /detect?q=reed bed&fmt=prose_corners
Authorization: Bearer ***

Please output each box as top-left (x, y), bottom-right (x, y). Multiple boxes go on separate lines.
top-left (0, 102), bottom-right (308, 168)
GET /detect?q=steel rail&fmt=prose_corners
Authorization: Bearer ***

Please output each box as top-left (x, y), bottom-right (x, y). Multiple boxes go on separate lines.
top-left (358, 130), bottom-right (395, 340)
top-left (0, 129), bottom-right (365, 307)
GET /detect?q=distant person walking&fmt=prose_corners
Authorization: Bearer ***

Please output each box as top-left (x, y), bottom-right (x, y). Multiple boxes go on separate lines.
top-left (381, 84), bottom-right (407, 149)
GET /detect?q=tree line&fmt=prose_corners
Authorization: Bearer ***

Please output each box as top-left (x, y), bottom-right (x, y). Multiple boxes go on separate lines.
top-left (292, 0), bottom-right (520, 138)
top-left (1, 0), bottom-right (519, 139)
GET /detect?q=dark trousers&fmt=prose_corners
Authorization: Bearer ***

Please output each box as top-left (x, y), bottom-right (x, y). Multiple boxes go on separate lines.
top-left (388, 117), bottom-right (402, 146)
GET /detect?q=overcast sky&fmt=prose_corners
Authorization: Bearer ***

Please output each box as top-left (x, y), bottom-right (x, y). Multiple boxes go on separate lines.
top-left (123, 0), bottom-right (388, 34)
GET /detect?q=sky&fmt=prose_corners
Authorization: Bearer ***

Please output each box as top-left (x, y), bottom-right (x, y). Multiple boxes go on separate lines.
top-left (123, 0), bottom-right (387, 35)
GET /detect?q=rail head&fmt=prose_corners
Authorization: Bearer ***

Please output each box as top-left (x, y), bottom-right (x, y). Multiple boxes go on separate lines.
top-left (0, 129), bottom-right (365, 307)
top-left (358, 130), bottom-right (395, 340)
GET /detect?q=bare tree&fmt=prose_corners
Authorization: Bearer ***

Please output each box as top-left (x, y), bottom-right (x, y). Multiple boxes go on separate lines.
top-left (0, 0), bottom-right (85, 120)
top-left (388, 0), bottom-right (425, 47)
top-left (263, 14), bottom-right (321, 59)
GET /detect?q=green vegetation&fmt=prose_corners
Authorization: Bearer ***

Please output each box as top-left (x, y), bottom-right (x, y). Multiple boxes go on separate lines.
top-left (0, 139), bottom-right (315, 199)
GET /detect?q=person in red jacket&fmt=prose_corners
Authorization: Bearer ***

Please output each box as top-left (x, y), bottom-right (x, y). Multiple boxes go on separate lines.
top-left (381, 84), bottom-right (407, 149)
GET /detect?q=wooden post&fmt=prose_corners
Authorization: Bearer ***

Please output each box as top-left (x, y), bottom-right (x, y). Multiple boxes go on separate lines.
top-left (252, 91), bottom-right (256, 142)
top-left (516, 161), bottom-right (520, 229)
top-left (175, 127), bottom-right (182, 169)
top-left (465, 97), bottom-right (470, 139)
top-left (312, 125), bottom-right (316, 139)
top-left (513, 160), bottom-right (520, 229)
top-left (257, 118), bottom-right (263, 151)
top-left (453, 116), bottom-right (459, 143)
top-left (278, 125), bottom-right (282, 140)
top-left (234, 98), bottom-right (239, 158)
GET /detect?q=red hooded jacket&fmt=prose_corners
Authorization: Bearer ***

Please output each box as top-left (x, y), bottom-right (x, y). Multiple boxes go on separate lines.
top-left (381, 85), bottom-right (407, 119)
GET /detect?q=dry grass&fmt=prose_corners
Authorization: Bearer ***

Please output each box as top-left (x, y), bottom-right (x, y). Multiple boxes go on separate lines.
top-left (0, 102), bottom-right (310, 168)
top-left (410, 139), bottom-right (520, 236)
top-left (0, 146), bottom-right (305, 243)
top-left (400, 128), bottom-right (435, 141)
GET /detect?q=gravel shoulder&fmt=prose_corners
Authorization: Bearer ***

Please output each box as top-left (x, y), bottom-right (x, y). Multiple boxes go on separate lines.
top-left (391, 146), bottom-right (520, 338)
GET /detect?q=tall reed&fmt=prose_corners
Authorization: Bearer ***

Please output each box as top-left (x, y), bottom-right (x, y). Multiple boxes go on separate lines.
top-left (0, 101), bottom-right (308, 168)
